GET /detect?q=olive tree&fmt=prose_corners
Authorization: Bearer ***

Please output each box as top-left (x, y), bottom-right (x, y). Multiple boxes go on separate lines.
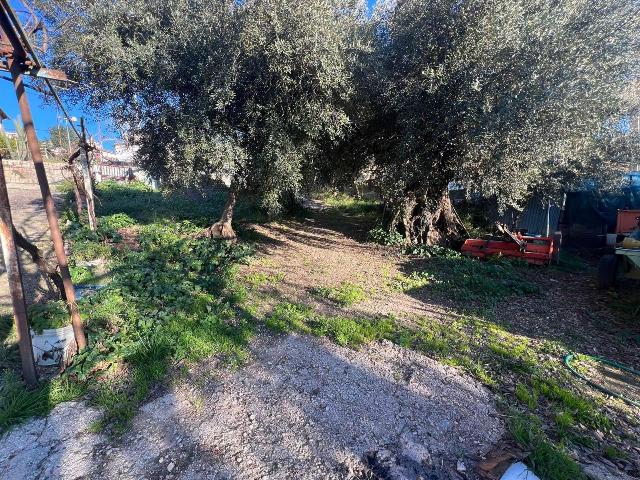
top-left (36, 0), bottom-right (368, 237)
top-left (366, 0), bottom-right (640, 245)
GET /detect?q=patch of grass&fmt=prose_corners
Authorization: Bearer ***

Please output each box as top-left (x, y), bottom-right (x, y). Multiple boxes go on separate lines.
top-left (319, 192), bottom-right (381, 219)
top-left (397, 255), bottom-right (538, 309)
top-left (265, 302), bottom-right (313, 333)
top-left (552, 251), bottom-right (590, 273)
top-left (245, 271), bottom-right (285, 288)
top-left (531, 379), bottom-right (611, 431)
top-left (509, 412), bottom-right (587, 480)
top-left (516, 383), bottom-right (538, 409)
top-left (310, 315), bottom-right (395, 347)
top-left (390, 271), bottom-right (433, 292)
top-left (415, 318), bottom-right (470, 357)
top-left (555, 411), bottom-right (575, 437)
top-left (265, 302), bottom-right (395, 348)
top-left (94, 180), bottom-right (264, 226)
top-left (603, 444), bottom-right (627, 460)
top-left (0, 182), bottom-right (259, 434)
top-left (312, 282), bottom-right (369, 306)
top-left (0, 371), bottom-right (86, 431)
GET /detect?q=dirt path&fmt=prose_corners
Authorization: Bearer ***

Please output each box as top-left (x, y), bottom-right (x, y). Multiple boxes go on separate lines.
top-left (0, 335), bottom-right (503, 479)
top-left (243, 212), bottom-right (640, 368)
top-left (0, 184), bottom-right (61, 315)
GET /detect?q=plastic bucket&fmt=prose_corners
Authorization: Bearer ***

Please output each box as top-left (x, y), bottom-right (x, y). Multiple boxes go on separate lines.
top-left (501, 462), bottom-right (540, 480)
top-left (30, 325), bottom-right (75, 366)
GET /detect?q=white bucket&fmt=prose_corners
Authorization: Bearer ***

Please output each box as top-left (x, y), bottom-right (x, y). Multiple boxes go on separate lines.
top-left (30, 325), bottom-right (75, 366)
top-left (501, 462), bottom-right (540, 480)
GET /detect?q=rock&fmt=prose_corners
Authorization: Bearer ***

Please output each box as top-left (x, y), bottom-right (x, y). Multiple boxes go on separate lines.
top-left (399, 433), bottom-right (432, 466)
top-left (456, 459), bottom-right (466, 472)
top-left (167, 462), bottom-right (175, 472)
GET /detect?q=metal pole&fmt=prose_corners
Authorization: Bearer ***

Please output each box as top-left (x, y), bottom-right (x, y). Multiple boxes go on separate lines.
top-left (80, 118), bottom-right (97, 231)
top-left (7, 56), bottom-right (87, 351)
top-left (66, 122), bottom-right (71, 153)
top-left (0, 155), bottom-right (38, 386)
top-left (546, 199), bottom-right (551, 237)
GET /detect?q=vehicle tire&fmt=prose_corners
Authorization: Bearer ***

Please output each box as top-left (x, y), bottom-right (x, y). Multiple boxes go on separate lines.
top-left (597, 254), bottom-right (618, 290)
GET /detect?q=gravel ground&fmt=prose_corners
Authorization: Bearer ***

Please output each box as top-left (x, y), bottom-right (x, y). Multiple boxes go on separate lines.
top-left (0, 184), bottom-right (62, 315)
top-left (0, 334), bottom-right (504, 479)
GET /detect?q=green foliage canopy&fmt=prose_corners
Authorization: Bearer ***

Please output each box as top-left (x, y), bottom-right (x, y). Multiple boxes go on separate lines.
top-left (363, 0), bottom-right (640, 241)
top-left (37, 0), bottom-right (368, 215)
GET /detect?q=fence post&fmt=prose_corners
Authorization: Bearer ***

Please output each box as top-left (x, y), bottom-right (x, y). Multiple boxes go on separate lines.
top-left (0, 155), bottom-right (38, 386)
top-left (80, 118), bottom-right (97, 231)
top-left (7, 55), bottom-right (87, 351)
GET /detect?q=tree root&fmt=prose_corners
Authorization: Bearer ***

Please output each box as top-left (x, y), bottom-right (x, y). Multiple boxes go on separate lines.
top-left (198, 221), bottom-right (236, 240)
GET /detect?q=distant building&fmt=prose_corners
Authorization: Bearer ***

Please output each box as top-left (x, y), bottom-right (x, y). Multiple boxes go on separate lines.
top-left (112, 142), bottom-right (139, 164)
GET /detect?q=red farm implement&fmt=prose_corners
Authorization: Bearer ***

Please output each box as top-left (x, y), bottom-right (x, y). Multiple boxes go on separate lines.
top-left (461, 224), bottom-right (556, 265)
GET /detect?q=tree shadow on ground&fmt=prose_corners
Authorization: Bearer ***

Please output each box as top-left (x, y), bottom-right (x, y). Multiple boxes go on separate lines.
top-left (395, 253), bottom-right (640, 368)
top-left (20, 328), bottom-right (503, 480)
top-left (92, 182), bottom-right (265, 228)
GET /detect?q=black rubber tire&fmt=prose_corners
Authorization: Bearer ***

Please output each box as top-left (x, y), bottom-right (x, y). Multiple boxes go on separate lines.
top-left (597, 254), bottom-right (618, 290)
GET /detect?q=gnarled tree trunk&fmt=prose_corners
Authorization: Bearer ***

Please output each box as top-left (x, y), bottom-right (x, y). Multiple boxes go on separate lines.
top-left (199, 187), bottom-right (238, 239)
top-left (391, 187), bottom-right (466, 246)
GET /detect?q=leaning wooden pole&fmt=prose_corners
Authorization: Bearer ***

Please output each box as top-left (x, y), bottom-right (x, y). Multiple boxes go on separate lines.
top-left (80, 118), bottom-right (97, 231)
top-left (0, 155), bottom-right (38, 386)
top-left (7, 57), bottom-right (87, 351)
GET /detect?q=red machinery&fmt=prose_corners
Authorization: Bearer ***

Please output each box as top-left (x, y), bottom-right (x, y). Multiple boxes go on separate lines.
top-left (461, 224), bottom-right (556, 265)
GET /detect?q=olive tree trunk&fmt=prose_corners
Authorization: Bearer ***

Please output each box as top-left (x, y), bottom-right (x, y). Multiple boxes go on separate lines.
top-left (390, 187), bottom-right (466, 246)
top-left (200, 188), bottom-right (238, 239)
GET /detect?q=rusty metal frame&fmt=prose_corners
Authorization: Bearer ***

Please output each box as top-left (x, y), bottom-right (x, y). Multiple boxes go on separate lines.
top-left (0, 0), bottom-right (87, 367)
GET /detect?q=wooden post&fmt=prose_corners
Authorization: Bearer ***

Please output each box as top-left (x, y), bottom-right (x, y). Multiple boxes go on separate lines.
top-left (0, 155), bottom-right (37, 386)
top-left (7, 56), bottom-right (87, 351)
top-left (80, 118), bottom-right (97, 231)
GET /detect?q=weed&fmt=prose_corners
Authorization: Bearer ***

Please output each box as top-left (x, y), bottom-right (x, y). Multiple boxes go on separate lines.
top-left (0, 371), bottom-right (85, 431)
top-left (403, 244), bottom-right (460, 259)
top-left (509, 413), bottom-right (586, 480)
top-left (28, 301), bottom-right (70, 333)
top-left (368, 226), bottom-right (405, 246)
top-left (603, 444), bottom-right (627, 460)
top-left (551, 251), bottom-right (590, 273)
top-left (245, 271), bottom-right (285, 288)
top-left (0, 182), bottom-right (259, 433)
top-left (390, 271), bottom-right (433, 292)
top-left (415, 318), bottom-right (470, 357)
top-left (396, 256), bottom-right (537, 309)
top-left (555, 411), bottom-right (575, 437)
top-left (265, 303), bottom-right (312, 333)
top-left (531, 379), bottom-right (611, 431)
top-left (265, 302), bottom-right (396, 348)
top-left (312, 282), bottom-right (368, 306)
top-left (516, 383), bottom-right (538, 409)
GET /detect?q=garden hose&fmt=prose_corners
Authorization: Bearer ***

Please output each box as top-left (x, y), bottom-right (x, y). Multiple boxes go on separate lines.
top-left (564, 353), bottom-right (640, 408)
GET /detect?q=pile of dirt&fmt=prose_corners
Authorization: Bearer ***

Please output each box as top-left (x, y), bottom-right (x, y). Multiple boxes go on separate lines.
top-left (0, 334), bottom-right (503, 479)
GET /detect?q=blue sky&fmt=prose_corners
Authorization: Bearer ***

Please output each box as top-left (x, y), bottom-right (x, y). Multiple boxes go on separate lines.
top-left (1, 0), bottom-right (379, 151)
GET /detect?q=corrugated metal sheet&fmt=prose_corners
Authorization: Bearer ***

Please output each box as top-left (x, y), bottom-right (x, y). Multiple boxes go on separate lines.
top-left (516, 197), bottom-right (561, 236)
